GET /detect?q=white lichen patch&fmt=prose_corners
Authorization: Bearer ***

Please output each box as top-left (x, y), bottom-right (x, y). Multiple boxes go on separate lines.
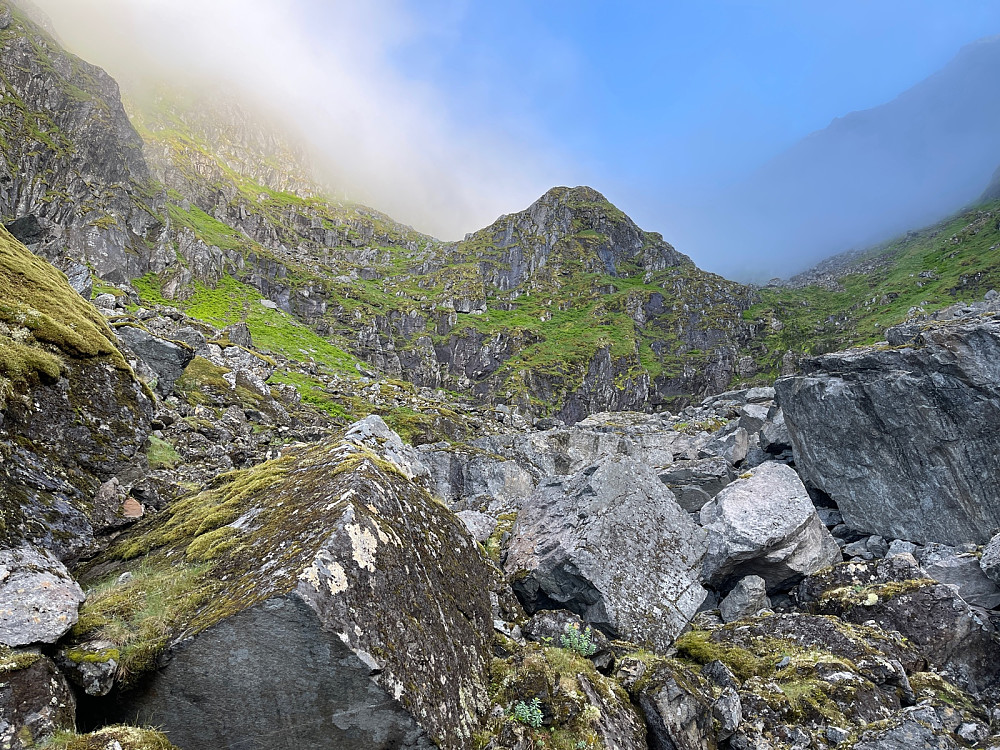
top-left (347, 523), bottom-right (379, 571)
top-left (298, 563), bottom-right (322, 591)
top-left (326, 561), bottom-right (349, 595)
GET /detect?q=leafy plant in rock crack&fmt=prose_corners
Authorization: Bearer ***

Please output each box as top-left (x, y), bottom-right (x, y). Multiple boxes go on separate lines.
top-left (512, 697), bottom-right (543, 728)
top-left (560, 623), bottom-right (597, 657)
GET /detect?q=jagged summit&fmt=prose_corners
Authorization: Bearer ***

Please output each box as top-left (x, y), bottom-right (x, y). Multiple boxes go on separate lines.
top-left (459, 185), bottom-right (691, 290)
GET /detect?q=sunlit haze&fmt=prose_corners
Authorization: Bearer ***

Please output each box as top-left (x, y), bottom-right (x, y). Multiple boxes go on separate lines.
top-left (28, 0), bottom-right (1000, 279)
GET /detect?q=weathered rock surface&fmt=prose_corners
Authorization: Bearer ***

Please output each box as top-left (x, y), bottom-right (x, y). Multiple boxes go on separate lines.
top-left (505, 455), bottom-right (708, 651)
top-left (800, 555), bottom-right (1000, 700)
top-left (719, 575), bottom-right (771, 623)
top-left (73, 421), bottom-right (495, 750)
top-left (116, 326), bottom-right (195, 397)
top-left (0, 546), bottom-right (85, 647)
top-left (918, 547), bottom-right (1000, 609)
top-left (0, 650), bottom-right (76, 749)
top-left (619, 610), bottom-right (990, 750)
top-left (0, 232), bottom-right (152, 561)
top-left (979, 531), bottom-right (1000, 585)
top-left (776, 315), bottom-right (1000, 545)
top-left (699, 462), bottom-right (841, 590)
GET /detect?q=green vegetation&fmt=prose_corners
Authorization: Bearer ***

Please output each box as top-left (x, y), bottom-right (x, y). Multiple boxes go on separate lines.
top-left (560, 624), bottom-right (597, 657)
top-left (0, 227), bottom-right (131, 406)
top-left (167, 203), bottom-right (248, 252)
top-left (741, 199), bottom-right (1000, 378)
top-left (43, 726), bottom-right (179, 750)
top-left (147, 435), bottom-right (182, 470)
top-left (134, 273), bottom-right (360, 375)
top-left (69, 560), bottom-right (213, 686)
top-left (512, 697), bottom-right (544, 728)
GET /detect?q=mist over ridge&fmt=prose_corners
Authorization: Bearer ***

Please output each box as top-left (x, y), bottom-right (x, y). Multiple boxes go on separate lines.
top-left (22, 0), bottom-right (1000, 282)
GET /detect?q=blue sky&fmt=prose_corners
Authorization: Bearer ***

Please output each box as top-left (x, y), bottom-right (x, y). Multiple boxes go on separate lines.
top-left (36, 0), bottom-right (1000, 277)
top-left (376, 1), bottom-right (1000, 191)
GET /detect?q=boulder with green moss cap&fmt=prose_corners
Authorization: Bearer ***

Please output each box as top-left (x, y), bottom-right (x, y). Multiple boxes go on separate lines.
top-left (0, 230), bottom-right (153, 561)
top-left (67, 418), bottom-right (494, 750)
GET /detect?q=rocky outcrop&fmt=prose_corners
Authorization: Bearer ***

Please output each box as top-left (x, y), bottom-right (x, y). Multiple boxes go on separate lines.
top-left (699, 462), bottom-right (841, 590)
top-left (71, 418), bottom-right (494, 750)
top-left (505, 455), bottom-right (708, 651)
top-left (615, 608), bottom-right (971, 750)
top-left (0, 650), bottom-right (76, 749)
top-left (0, 8), bottom-right (169, 281)
top-left (0, 546), bottom-right (85, 646)
top-left (0, 229), bottom-right (152, 560)
top-left (776, 314), bottom-right (1000, 545)
top-left (800, 555), bottom-right (1000, 701)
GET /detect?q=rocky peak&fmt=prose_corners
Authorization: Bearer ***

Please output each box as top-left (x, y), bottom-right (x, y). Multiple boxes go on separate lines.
top-left (460, 185), bottom-right (691, 290)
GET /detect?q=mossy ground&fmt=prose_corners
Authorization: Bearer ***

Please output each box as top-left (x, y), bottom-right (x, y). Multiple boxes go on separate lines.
top-left (43, 726), bottom-right (179, 750)
top-left (477, 640), bottom-right (638, 750)
top-left (0, 227), bottom-right (135, 407)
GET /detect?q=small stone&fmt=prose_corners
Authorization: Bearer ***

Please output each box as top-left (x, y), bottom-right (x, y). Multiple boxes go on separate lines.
top-left (121, 497), bottom-right (144, 519)
top-left (719, 575), bottom-right (770, 623)
top-left (826, 726), bottom-right (850, 745)
top-left (712, 687), bottom-right (742, 740)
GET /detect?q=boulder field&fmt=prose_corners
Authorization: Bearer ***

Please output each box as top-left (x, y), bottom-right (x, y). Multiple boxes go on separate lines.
top-left (5, 214), bottom-right (1000, 747)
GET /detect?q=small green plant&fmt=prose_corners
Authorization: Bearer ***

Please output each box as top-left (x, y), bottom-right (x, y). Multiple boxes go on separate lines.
top-left (560, 623), bottom-right (597, 657)
top-left (512, 697), bottom-right (543, 728)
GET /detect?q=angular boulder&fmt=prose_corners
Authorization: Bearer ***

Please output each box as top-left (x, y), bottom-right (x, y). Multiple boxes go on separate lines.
top-left (117, 325), bottom-right (195, 397)
top-left (0, 546), bottom-right (85, 647)
top-left (775, 316), bottom-right (1000, 545)
top-left (0, 650), bottom-right (76, 749)
top-left (69, 419), bottom-right (495, 750)
top-left (699, 462), bottom-right (841, 590)
top-left (505, 455), bottom-right (708, 651)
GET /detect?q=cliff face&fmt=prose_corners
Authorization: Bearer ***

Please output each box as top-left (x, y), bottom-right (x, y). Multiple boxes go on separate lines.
top-left (0, 7), bottom-right (170, 285)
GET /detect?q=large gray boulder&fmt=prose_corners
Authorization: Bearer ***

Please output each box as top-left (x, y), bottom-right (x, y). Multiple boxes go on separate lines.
top-left (505, 455), bottom-right (708, 651)
top-left (775, 316), bottom-right (1000, 545)
top-left (117, 325), bottom-right (195, 397)
top-left (0, 546), bottom-right (85, 647)
top-left (700, 462), bottom-right (841, 590)
top-left (69, 421), bottom-right (495, 750)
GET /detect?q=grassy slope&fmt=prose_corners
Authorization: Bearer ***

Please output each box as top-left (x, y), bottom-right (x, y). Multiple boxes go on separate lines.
top-left (741, 198), bottom-right (1000, 377)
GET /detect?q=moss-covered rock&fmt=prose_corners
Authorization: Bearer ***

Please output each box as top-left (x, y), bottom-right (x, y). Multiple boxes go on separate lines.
top-left (0, 228), bottom-right (152, 560)
top-left (0, 648), bottom-right (75, 749)
top-left (44, 726), bottom-right (180, 750)
top-left (799, 556), bottom-right (1000, 702)
top-left (617, 611), bottom-right (981, 750)
top-left (478, 639), bottom-right (646, 750)
top-left (69, 417), bottom-right (494, 750)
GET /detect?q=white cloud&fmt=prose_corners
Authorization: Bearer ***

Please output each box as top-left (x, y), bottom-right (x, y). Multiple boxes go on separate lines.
top-left (28, 0), bottom-right (574, 238)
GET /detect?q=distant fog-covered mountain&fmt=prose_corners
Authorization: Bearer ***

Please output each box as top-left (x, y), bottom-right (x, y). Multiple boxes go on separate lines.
top-left (695, 35), bottom-right (1000, 280)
